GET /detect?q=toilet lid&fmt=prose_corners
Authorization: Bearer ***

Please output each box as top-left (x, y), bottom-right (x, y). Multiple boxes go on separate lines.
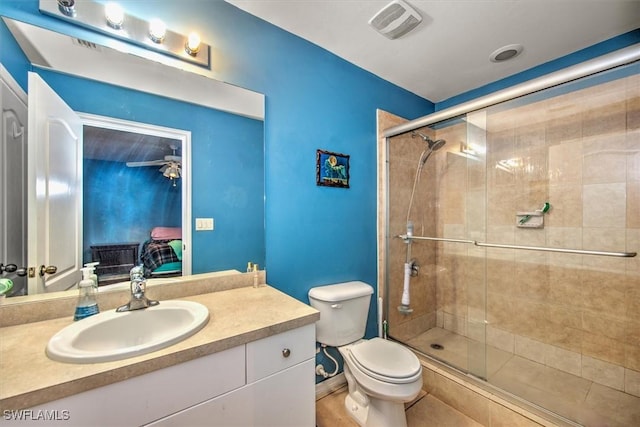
top-left (349, 338), bottom-right (421, 383)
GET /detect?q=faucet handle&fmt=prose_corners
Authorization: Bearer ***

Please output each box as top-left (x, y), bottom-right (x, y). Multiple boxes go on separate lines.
top-left (131, 277), bottom-right (145, 296)
top-left (116, 265), bottom-right (158, 312)
top-left (130, 265), bottom-right (145, 281)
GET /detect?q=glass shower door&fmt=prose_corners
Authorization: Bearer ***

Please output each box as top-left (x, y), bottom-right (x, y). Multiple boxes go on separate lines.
top-left (385, 111), bottom-right (490, 380)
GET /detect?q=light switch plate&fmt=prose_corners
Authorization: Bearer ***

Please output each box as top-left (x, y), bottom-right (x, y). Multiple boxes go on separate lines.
top-left (195, 218), bottom-right (214, 231)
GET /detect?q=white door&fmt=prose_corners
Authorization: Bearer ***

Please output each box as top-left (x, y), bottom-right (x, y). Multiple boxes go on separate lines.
top-left (0, 65), bottom-right (28, 295)
top-left (27, 72), bottom-right (83, 294)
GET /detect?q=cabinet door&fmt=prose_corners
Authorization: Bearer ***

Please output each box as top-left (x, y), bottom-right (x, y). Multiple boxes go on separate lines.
top-left (149, 359), bottom-right (315, 427)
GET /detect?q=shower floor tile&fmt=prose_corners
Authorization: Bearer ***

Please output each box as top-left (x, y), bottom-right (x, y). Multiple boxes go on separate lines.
top-left (583, 383), bottom-right (640, 427)
top-left (405, 327), bottom-right (640, 427)
top-left (490, 356), bottom-right (592, 405)
top-left (490, 356), bottom-right (592, 423)
top-left (406, 327), bottom-right (512, 378)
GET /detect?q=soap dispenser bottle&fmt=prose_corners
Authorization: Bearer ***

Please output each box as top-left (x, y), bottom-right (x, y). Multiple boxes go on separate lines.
top-left (74, 267), bottom-right (99, 321)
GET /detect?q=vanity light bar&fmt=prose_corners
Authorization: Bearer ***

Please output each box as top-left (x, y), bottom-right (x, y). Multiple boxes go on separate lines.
top-left (39, 0), bottom-right (210, 68)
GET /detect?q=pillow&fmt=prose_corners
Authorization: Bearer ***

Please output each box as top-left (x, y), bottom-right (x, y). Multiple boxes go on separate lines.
top-left (150, 227), bottom-right (181, 240)
top-left (168, 239), bottom-right (183, 260)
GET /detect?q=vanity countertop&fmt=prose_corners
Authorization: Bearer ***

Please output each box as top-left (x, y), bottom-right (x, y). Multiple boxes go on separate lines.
top-left (0, 285), bottom-right (319, 410)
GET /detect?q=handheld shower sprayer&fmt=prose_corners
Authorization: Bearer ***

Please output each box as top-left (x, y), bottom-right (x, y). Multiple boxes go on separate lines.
top-left (412, 131), bottom-right (446, 165)
top-left (406, 130), bottom-right (448, 222)
top-left (400, 130), bottom-right (448, 315)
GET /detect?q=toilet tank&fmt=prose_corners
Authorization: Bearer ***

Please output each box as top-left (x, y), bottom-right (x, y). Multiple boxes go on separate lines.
top-left (308, 281), bottom-right (374, 347)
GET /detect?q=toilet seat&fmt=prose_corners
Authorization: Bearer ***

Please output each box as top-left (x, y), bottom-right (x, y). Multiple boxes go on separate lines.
top-left (348, 338), bottom-right (421, 384)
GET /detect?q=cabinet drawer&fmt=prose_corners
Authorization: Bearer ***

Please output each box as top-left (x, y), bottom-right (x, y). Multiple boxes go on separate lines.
top-left (24, 346), bottom-right (245, 427)
top-left (246, 323), bottom-right (315, 382)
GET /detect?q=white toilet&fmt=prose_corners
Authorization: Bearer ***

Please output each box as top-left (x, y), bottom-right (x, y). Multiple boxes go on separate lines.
top-left (308, 281), bottom-right (422, 427)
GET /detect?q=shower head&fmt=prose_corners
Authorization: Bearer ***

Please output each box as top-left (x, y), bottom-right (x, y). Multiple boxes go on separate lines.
top-left (412, 131), bottom-right (447, 152)
top-left (430, 138), bottom-right (446, 151)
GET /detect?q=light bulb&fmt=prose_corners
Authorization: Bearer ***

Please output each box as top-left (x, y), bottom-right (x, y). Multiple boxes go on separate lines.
top-left (57, 0), bottom-right (76, 17)
top-left (149, 18), bottom-right (166, 43)
top-left (185, 32), bottom-right (201, 56)
top-left (105, 3), bottom-right (124, 29)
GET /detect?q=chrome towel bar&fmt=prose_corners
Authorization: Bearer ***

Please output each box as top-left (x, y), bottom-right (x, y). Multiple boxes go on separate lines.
top-left (396, 235), bottom-right (637, 258)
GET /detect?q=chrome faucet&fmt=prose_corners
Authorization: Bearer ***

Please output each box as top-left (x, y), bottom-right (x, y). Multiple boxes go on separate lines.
top-left (116, 265), bottom-right (159, 312)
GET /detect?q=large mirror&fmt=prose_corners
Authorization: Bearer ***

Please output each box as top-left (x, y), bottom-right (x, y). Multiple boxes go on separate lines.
top-left (0, 17), bottom-right (266, 300)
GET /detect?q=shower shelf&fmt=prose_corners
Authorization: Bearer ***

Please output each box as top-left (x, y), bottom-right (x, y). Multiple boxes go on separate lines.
top-left (396, 235), bottom-right (637, 258)
top-left (516, 212), bottom-right (544, 229)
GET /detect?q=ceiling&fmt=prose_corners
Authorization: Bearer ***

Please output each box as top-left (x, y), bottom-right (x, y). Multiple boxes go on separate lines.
top-left (84, 126), bottom-right (180, 163)
top-left (226, 0), bottom-right (640, 102)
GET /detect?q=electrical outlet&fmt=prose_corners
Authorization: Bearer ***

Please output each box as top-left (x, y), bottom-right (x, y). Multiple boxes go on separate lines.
top-left (195, 218), bottom-right (214, 231)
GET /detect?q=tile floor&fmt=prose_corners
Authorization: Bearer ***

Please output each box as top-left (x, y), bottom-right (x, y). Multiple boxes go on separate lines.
top-left (316, 386), bottom-right (483, 427)
top-left (406, 328), bottom-right (640, 427)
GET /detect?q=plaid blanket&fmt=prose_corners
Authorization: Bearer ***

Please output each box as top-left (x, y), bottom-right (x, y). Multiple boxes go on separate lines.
top-left (141, 239), bottom-right (181, 272)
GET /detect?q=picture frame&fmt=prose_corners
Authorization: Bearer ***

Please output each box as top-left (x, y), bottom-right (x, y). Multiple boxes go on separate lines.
top-left (316, 149), bottom-right (350, 188)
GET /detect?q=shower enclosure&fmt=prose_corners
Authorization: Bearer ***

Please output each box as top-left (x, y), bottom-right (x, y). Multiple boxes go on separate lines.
top-left (381, 53), bottom-right (639, 426)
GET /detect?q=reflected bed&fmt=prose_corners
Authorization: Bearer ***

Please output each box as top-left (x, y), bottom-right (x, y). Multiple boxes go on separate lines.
top-left (140, 227), bottom-right (182, 277)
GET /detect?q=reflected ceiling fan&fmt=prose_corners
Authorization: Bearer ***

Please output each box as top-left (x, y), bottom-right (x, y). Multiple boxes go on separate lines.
top-left (126, 144), bottom-right (181, 184)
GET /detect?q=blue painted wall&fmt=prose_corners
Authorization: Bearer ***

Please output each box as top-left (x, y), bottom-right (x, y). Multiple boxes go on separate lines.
top-left (0, 14), bottom-right (29, 88)
top-left (83, 159), bottom-right (181, 263)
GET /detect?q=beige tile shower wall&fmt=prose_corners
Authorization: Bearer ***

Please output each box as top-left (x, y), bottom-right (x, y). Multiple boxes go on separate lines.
top-left (377, 110), bottom-right (438, 341)
top-left (390, 129), bottom-right (439, 340)
top-left (433, 73), bottom-right (640, 394)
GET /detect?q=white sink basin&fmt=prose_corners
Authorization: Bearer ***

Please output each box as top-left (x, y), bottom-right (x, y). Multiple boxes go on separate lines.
top-left (46, 300), bottom-right (209, 364)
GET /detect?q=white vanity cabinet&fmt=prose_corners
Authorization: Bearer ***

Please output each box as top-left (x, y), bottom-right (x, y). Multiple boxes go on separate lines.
top-left (20, 324), bottom-right (315, 427)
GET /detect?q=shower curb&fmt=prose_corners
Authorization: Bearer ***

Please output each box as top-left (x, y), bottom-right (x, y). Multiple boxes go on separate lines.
top-left (417, 354), bottom-right (579, 427)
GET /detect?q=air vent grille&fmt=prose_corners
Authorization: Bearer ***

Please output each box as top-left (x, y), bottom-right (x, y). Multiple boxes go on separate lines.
top-left (369, 0), bottom-right (422, 40)
top-left (73, 38), bottom-right (101, 51)
top-left (370, 4), bottom-right (405, 29)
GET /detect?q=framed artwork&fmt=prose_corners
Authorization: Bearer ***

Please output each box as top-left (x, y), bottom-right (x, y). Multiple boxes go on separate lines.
top-left (316, 149), bottom-right (350, 188)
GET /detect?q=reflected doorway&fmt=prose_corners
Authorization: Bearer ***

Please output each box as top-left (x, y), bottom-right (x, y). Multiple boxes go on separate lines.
top-left (80, 114), bottom-right (192, 285)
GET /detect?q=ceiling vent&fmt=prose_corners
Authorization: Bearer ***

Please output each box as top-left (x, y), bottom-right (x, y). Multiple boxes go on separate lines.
top-left (369, 0), bottom-right (422, 40)
top-left (73, 38), bottom-right (101, 51)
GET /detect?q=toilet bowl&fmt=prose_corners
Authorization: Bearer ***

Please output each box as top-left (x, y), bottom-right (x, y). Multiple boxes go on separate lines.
top-left (308, 281), bottom-right (423, 427)
top-left (339, 338), bottom-right (422, 427)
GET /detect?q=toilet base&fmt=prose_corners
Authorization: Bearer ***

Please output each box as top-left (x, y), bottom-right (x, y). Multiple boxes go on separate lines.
top-left (344, 393), bottom-right (408, 427)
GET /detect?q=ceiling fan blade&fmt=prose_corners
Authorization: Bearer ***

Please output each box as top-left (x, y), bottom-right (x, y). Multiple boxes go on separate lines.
top-left (126, 159), bottom-right (167, 167)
